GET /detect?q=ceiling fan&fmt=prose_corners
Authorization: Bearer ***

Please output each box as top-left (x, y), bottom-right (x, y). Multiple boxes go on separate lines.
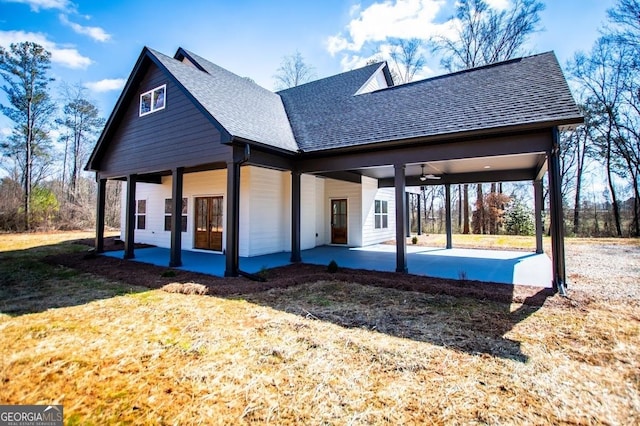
top-left (419, 164), bottom-right (441, 181)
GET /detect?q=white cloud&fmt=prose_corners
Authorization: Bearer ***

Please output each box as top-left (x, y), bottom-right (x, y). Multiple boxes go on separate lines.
top-left (83, 78), bottom-right (125, 93)
top-left (2, 0), bottom-right (74, 12)
top-left (485, 0), bottom-right (511, 11)
top-left (0, 30), bottom-right (92, 69)
top-left (59, 14), bottom-right (111, 42)
top-left (326, 0), bottom-right (452, 56)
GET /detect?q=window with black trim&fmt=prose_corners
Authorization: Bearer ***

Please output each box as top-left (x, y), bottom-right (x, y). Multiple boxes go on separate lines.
top-left (136, 200), bottom-right (146, 230)
top-left (374, 200), bottom-right (388, 229)
top-left (164, 198), bottom-right (188, 232)
top-left (139, 84), bottom-right (166, 116)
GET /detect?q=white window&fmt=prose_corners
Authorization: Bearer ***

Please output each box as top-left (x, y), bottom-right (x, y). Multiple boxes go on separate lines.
top-left (139, 84), bottom-right (166, 116)
top-left (374, 200), bottom-right (388, 229)
top-left (136, 200), bottom-right (146, 230)
top-left (164, 198), bottom-right (188, 232)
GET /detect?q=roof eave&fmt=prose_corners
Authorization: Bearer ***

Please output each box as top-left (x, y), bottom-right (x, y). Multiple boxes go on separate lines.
top-left (300, 117), bottom-right (585, 156)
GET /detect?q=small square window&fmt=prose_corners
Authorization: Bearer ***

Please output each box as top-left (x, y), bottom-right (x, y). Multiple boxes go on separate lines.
top-left (139, 85), bottom-right (166, 116)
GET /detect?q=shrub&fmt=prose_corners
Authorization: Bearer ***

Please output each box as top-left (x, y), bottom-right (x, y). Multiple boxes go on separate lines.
top-left (327, 260), bottom-right (338, 273)
top-left (504, 198), bottom-right (535, 236)
top-left (411, 236), bottom-right (418, 245)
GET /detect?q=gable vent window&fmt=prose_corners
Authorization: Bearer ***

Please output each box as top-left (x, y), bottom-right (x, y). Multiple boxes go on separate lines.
top-left (139, 84), bottom-right (166, 116)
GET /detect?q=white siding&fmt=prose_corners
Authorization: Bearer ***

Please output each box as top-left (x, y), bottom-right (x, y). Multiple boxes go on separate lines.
top-left (243, 167), bottom-right (290, 256)
top-left (354, 66), bottom-right (390, 95)
top-left (120, 170), bottom-right (228, 251)
top-left (324, 178), bottom-right (362, 246)
top-left (300, 174), bottom-right (318, 250)
top-left (118, 168), bottom-right (399, 256)
top-left (361, 176), bottom-right (396, 246)
top-left (315, 177), bottom-right (326, 246)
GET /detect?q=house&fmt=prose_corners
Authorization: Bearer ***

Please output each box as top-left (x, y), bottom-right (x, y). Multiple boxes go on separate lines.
top-left (86, 47), bottom-right (582, 293)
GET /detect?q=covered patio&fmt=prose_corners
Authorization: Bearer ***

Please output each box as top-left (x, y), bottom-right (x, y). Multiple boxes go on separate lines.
top-left (103, 244), bottom-right (552, 288)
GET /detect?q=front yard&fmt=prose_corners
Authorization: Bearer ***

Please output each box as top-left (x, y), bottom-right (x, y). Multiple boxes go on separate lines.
top-left (0, 232), bottom-right (638, 424)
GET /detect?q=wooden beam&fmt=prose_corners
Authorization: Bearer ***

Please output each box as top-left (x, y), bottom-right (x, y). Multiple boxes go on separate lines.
top-left (124, 174), bottom-right (137, 259)
top-left (225, 160), bottom-right (240, 277)
top-left (170, 167), bottom-right (184, 267)
top-left (548, 128), bottom-right (566, 293)
top-left (95, 177), bottom-right (106, 253)
top-left (445, 184), bottom-right (452, 249)
top-left (377, 169), bottom-right (536, 188)
top-left (291, 170), bottom-right (301, 262)
top-left (298, 132), bottom-right (552, 174)
top-left (534, 179), bottom-right (544, 254)
top-left (394, 164), bottom-right (408, 273)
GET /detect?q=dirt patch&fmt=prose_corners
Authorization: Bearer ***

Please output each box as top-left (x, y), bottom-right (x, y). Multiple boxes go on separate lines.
top-left (45, 237), bottom-right (561, 306)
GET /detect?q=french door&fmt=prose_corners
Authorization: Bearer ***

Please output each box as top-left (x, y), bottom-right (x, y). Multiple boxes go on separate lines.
top-left (194, 196), bottom-right (223, 251)
top-left (331, 199), bottom-right (348, 244)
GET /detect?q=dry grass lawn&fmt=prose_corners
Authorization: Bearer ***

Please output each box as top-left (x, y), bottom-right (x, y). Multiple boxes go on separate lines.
top-left (1, 232), bottom-right (639, 424)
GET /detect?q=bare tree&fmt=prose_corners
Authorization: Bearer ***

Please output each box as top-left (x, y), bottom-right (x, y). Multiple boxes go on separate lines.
top-left (0, 42), bottom-right (56, 230)
top-left (571, 38), bottom-right (630, 236)
top-left (431, 0), bottom-right (544, 235)
top-left (273, 51), bottom-right (316, 90)
top-left (608, 0), bottom-right (640, 236)
top-left (432, 0), bottom-right (545, 71)
top-left (56, 84), bottom-right (105, 203)
top-left (389, 38), bottom-right (426, 84)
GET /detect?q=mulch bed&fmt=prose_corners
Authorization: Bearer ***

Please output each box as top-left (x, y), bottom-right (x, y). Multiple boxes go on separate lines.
top-left (44, 237), bottom-right (558, 306)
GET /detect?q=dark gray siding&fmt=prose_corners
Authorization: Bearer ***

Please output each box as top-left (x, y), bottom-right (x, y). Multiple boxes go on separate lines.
top-left (99, 65), bottom-right (230, 177)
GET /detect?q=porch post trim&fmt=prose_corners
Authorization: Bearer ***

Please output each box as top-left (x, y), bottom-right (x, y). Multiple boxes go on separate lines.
top-left (534, 179), bottom-right (544, 254)
top-left (95, 177), bottom-right (106, 253)
top-left (170, 167), bottom-right (184, 267)
top-left (225, 160), bottom-right (240, 277)
top-left (445, 183), bottom-right (453, 249)
top-left (291, 170), bottom-right (302, 262)
top-left (124, 174), bottom-right (137, 260)
top-left (394, 164), bottom-right (408, 273)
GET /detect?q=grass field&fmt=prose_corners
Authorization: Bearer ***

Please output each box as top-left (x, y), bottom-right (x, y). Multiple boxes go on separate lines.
top-left (1, 232), bottom-right (639, 424)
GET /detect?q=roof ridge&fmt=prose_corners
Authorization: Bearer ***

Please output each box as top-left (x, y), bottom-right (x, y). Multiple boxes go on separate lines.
top-left (368, 51), bottom-right (558, 94)
top-left (277, 61), bottom-right (384, 94)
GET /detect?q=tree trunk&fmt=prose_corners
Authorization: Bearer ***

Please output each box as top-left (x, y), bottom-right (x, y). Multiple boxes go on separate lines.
top-left (25, 98), bottom-right (32, 231)
top-left (606, 135), bottom-right (623, 236)
top-left (572, 132), bottom-right (586, 235)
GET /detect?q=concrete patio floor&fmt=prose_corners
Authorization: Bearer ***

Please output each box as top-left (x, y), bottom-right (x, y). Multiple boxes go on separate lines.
top-left (104, 244), bottom-right (553, 288)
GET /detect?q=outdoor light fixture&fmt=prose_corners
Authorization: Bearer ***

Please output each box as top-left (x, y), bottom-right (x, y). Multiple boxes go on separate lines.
top-left (419, 164), bottom-right (440, 181)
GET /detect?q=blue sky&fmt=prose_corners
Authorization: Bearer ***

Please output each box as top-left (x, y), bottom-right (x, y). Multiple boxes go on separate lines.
top-left (0, 0), bottom-right (617, 123)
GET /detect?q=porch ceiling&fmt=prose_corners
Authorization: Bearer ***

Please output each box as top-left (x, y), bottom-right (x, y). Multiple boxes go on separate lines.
top-left (359, 152), bottom-right (545, 181)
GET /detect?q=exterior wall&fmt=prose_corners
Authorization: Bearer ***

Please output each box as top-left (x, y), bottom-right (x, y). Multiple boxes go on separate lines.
top-left (300, 174), bottom-right (318, 250)
top-left (324, 178), bottom-right (362, 247)
top-left (120, 166), bottom-right (294, 257)
top-left (100, 64), bottom-right (230, 177)
top-left (120, 169), bottom-right (228, 251)
top-left (361, 176), bottom-right (396, 246)
top-left (118, 168), bottom-right (394, 256)
top-left (242, 167), bottom-right (291, 256)
top-left (314, 177), bottom-right (326, 247)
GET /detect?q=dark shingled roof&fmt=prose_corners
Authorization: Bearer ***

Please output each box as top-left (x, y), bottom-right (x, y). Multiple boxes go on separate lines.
top-left (148, 48), bottom-right (298, 152)
top-left (278, 52), bottom-right (582, 152)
